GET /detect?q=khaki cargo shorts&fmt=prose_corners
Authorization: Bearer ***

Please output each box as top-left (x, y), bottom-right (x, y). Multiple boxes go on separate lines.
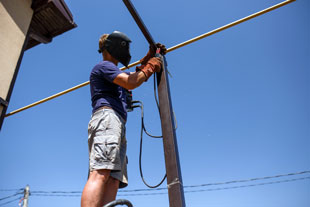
top-left (88, 108), bottom-right (128, 188)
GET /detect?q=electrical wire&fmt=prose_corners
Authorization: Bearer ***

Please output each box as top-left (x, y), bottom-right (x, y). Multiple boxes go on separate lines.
top-left (0, 189), bottom-right (23, 192)
top-left (31, 190), bottom-right (81, 194)
top-left (132, 101), bottom-right (162, 138)
top-left (0, 197), bottom-right (22, 207)
top-left (132, 101), bottom-right (167, 188)
top-left (185, 176), bottom-right (310, 193)
top-left (20, 170), bottom-right (310, 197)
top-left (27, 176), bottom-right (310, 198)
top-left (0, 189), bottom-right (23, 207)
top-left (183, 170), bottom-right (310, 189)
top-left (116, 176), bottom-right (310, 197)
top-left (0, 192), bottom-right (23, 201)
top-left (119, 170), bottom-right (310, 192)
top-left (31, 194), bottom-right (80, 197)
top-left (153, 71), bottom-right (178, 130)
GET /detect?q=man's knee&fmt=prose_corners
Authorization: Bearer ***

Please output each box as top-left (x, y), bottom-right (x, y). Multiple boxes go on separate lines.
top-left (89, 169), bottom-right (111, 182)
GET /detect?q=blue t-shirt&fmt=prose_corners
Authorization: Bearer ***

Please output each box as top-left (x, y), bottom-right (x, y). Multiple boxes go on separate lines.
top-left (90, 61), bottom-right (129, 121)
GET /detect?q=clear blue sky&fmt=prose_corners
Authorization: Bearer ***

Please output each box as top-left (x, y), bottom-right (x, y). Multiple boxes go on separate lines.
top-left (1, 0), bottom-right (309, 206)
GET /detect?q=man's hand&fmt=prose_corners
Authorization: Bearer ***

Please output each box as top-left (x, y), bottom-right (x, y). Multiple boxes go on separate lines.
top-left (140, 57), bottom-right (162, 81)
top-left (140, 43), bottom-right (167, 65)
top-left (155, 43), bottom-right (167, 55)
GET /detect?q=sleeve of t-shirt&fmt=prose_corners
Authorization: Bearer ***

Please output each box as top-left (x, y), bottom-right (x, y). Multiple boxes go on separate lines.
top-left (97, 62), bottom-right (124, 83)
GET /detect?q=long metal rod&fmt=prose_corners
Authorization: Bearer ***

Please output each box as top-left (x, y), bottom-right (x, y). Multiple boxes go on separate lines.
top-left (122, 0), bottom-right (186, 206)
top-left (5, 81), bottom-right (90, 117)
top-left (122, 0), bottom-right (156, 49)
top-left (5, 0), bottom-right (295, 117)
top-left (167, 0), bottom-right (296, 53)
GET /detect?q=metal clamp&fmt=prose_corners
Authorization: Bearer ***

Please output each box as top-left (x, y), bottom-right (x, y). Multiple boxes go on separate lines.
top-left (167, 178), bottom-right (183, 189)
top-left (0, 97), bottom-right (8, 107)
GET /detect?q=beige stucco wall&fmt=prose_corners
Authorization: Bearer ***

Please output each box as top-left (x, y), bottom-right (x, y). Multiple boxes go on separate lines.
top-left (0, 0), bottom-right (33, 115)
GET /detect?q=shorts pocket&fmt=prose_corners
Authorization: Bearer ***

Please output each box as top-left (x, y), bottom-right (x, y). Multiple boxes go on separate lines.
top-left (93, 141), bottom-right (120, 166)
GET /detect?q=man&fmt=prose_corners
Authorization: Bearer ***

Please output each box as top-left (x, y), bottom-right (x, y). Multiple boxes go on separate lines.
top-left (81, 31), bottom-right (165, 207)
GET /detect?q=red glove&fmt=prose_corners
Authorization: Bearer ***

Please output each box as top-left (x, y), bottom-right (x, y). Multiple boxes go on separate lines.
top-left (140, 57), bottom-right (162, 81)
top-left (139, 43), bottom-right (167, 65)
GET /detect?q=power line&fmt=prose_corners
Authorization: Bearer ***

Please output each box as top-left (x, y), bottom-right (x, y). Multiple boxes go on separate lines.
top-left (183, 170), bottom-right (310, 189)
top-left (31, 194), bottom-right (80, 197)
top-left (0, 189), bottom-right (23, 192)
top-left (116, 176), bottom-right (310, 197)
top-left (120, 170), bottom-right (310, 192)
top-left (184, 176), bottom-right (310, 193)
top-left (0, 192), bottom-right (23, 201)
top-left (0, 197), bottom-right (22, 207)
top-left (26, 170), bottom-right (310, 196)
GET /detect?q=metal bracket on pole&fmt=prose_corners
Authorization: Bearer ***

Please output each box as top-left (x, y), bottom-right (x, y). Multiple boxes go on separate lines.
top-left (122, 1), bottom-right (186, 206)
top-left (0, 97), bottom-right (8, 107)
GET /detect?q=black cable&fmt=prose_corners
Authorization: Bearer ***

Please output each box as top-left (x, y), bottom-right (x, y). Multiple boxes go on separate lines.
top-left (31, 194), bottom-right (80, 197)
top-left (26, 170), bottom-right (310, 195)
top-left (117, 176), bottom-right (310, 197)
top-left (0, 188), bottom-right (23, 192)
top-left (132, 101), bottom-right (162, 138)
top-left (24, 176), bottom-right (310, 197)
top-left (0, 192), bottom-right (23, 201)
top-left (30, 191), bottom-right (80, 195)
top-left (121, 170), bottom-right (310, 192)
top-left (134, 102), bottom-right (167, 188)
top-left (0, 197), bottom-right (22, 207)
top-left (25, 176), bottom-right (310, 198)
top-left (153, 74), bottom-right (160, 112)
top-left (184, 170), bottom-right (310, 188)
top-left (184, 176), bottom-right (310, 193)
top-left (153, 71), bottom-right (178, 130)
top-left (132, 101), bottom-right (166, 187)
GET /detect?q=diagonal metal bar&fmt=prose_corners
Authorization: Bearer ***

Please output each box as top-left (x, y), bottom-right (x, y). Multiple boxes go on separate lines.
top-left (122, 0), bottom-right (156, 49)
top-left (5, 0), bottom-right (296, 117)
top-left (122, 0), bottom-right (186, 206)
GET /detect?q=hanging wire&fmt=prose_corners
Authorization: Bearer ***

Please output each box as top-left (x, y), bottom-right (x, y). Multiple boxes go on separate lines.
top-left (0, 189), bottom-right (24, 207)
top-left (29, 176), bottom-right (310, 197)
top-left (23, 170), bottom-right (310, 197)
top-left (4, 0), bottom-right (296, 118)
top-left (0, 197), bottom-right (22, 207)
top-left (131, 101), bottom-right (167, 188)
top-left (153, 72), bottom-right (178, 130)
top-left (0, 192), bottom-right (23, 201)
top-left (29, 175), bottom-right (310, 197)
top-left (0, 188), bottom-right (23, 192)
top-left (117, 176), bottom-right (310, 197)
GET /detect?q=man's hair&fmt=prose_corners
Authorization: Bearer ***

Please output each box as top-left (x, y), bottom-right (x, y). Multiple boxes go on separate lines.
top-left (98, 31), bottom-right (132, 66)
top-left (98, 34), bottom-right (109, 53)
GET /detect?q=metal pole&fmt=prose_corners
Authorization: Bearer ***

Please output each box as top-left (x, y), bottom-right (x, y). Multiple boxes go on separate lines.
top-left (122, 1), bottom-right (186, 206)
top-left (22, 185), bottom-right (30, 207)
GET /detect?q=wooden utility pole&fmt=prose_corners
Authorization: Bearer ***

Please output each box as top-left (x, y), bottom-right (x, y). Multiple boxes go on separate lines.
top-left (22, 185), bottom-right (30, 207)
top-left (122, 1), bottom-right (186, 206)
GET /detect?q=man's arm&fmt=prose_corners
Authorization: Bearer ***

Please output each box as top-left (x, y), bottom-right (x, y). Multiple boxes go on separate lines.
top-left (113, 57), bottom-right (162, 90)
top-left (113, 71), bottom-right (147, 90)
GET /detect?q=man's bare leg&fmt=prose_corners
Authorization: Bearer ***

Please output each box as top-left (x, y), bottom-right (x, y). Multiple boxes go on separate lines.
top-left (102, 177), bottom-right (120, 206)
top-left (81, 169), bottom-right (110, 207)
